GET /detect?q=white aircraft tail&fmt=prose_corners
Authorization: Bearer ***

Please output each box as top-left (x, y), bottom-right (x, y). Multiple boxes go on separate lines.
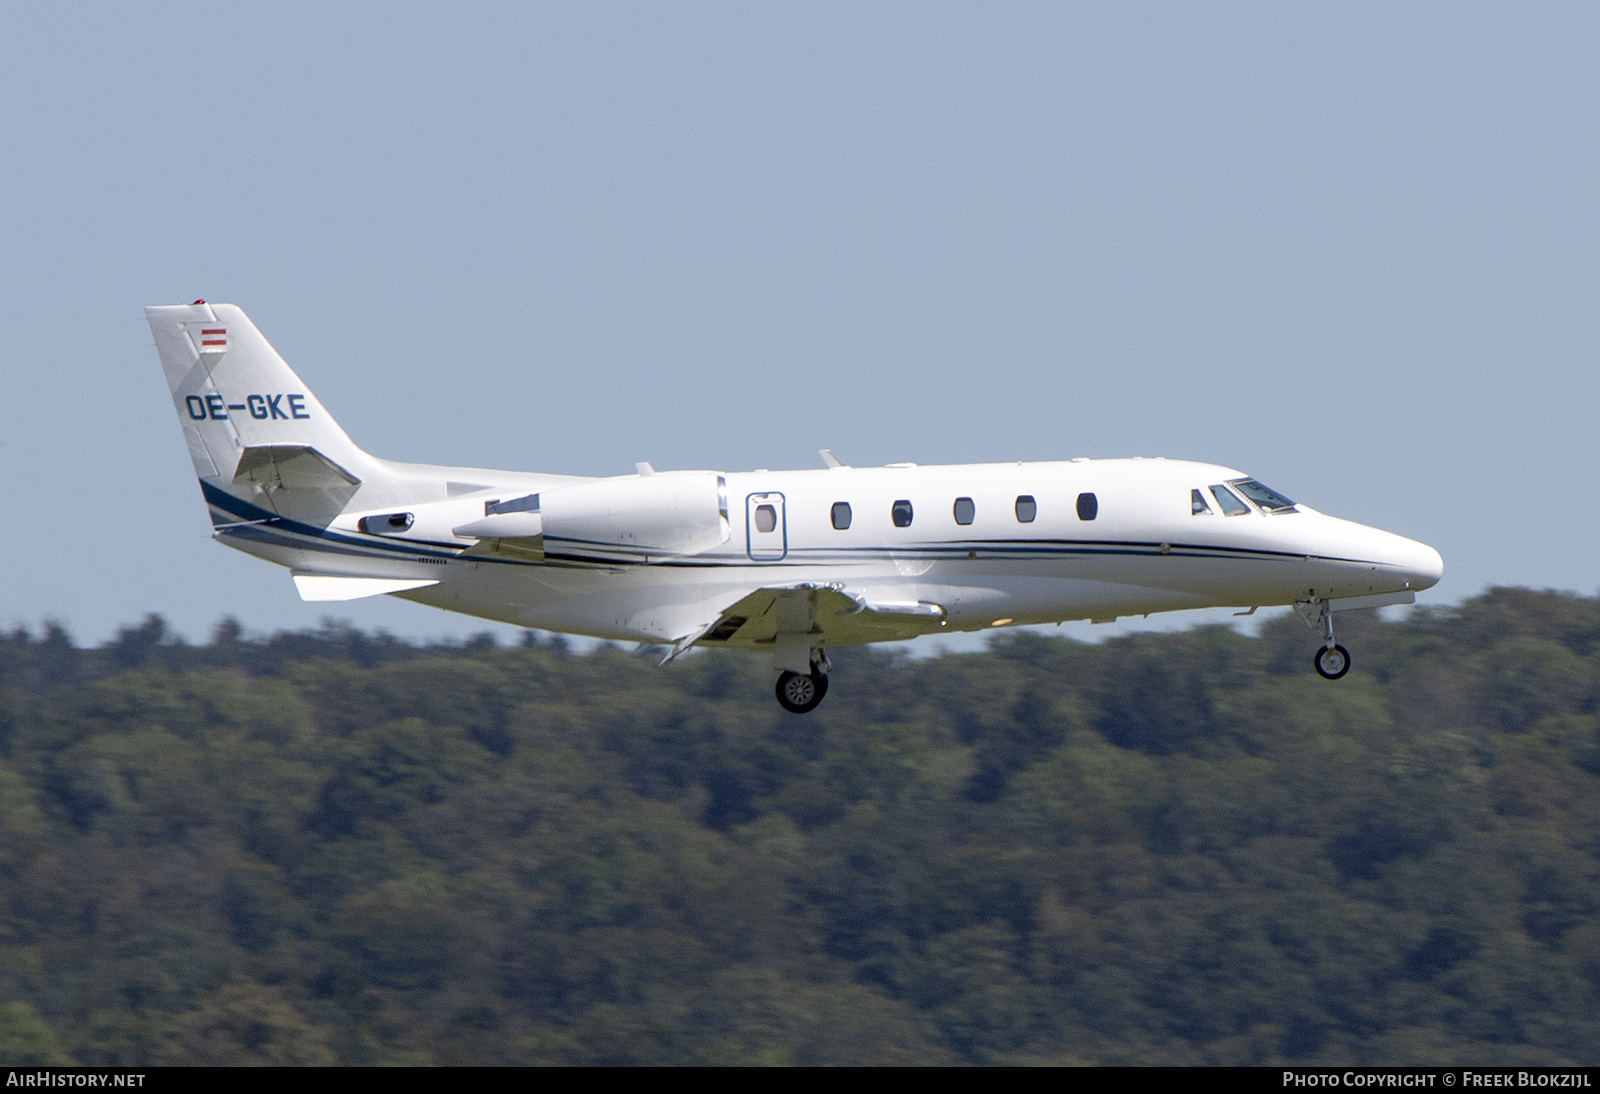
top-left (146, 302), bottom-right (379, 526)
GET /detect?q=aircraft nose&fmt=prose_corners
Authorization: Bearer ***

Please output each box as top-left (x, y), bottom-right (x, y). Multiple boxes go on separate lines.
top-left (1390, 535), bottom-right (1444, 591)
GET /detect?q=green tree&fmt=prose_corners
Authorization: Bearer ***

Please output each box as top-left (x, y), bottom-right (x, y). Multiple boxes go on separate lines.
top-left (158, 983), bottom-right (335, 1066)
top-left (0, 1001), bottom-right (72, 1065)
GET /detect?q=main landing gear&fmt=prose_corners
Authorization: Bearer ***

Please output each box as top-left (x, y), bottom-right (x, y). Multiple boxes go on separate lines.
top-left (775, 670), bottom-right (829, 713)
top-left (772, 589), bottom-right (834, 712)
top-left (775, 643), bottom-right (831, 714)
top-left (1306, 598), bottom-right (1351, 680)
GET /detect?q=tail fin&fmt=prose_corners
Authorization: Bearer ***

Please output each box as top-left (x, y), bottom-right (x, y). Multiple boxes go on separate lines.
top-left (146, 303), bottom-right (375, 525)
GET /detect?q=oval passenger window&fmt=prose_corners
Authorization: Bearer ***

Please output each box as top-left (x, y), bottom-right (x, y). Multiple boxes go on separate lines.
top-left (953, 497), bottom-right (975, 525)
top-left (831, 502), bottom-right (852, 530)
top-left (892, 500), bottom-right (914, 528)
top-left (1076, 492), bottom-right (1098, 521)
top-left (754, 505), bottom-right (777, 533)
top-left (1015, 495), bottom-right (1037, 523)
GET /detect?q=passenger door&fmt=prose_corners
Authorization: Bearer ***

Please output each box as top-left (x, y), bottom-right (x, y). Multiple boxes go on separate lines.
top-left (746, 493), bottom-right (787, 561)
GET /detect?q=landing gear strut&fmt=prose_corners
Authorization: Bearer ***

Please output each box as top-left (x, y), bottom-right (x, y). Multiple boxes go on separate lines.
top-left (775, 670), bottom-right (829, 713)
top-left (1309, 599), bottom-right (1351, 680)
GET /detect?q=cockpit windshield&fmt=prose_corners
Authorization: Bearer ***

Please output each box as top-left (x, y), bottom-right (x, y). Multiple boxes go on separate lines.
top-left (1230, 479), bottom-right (1297, 513)
top-left (1209, 485), bottom-right (1250, 515)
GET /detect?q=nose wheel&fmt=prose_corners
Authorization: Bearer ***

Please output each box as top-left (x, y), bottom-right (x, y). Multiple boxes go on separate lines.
top-left (1315, 644), bottom-right (1351, 679)
top-left (775, 670), bottom-right (829, 713)
top-left (1302, 596), bottom-right (1353, 679)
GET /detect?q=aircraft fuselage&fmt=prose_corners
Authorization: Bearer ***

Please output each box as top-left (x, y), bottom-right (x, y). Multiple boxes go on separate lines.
top-left (150, 302), bottom-right (1442, 708)
top-left (211, 456), bottom-right (1440, 644)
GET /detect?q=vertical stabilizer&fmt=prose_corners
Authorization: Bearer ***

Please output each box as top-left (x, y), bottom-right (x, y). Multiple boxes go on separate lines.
top-left (146, 303), bottom-right (375, 524)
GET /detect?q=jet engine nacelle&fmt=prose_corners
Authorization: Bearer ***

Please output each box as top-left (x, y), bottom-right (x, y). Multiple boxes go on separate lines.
top-left (540, 471), bottom-right (730, 560)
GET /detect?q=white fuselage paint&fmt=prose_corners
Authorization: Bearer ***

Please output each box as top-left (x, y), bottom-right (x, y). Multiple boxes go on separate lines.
top-left (143, 303), bottom-right (1442, 656)
top-left (221, 456), bottom-right (1442, 646)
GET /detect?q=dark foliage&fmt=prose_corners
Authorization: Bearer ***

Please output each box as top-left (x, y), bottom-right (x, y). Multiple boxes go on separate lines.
top-left (0, 588), bottom-right (1596, 1064)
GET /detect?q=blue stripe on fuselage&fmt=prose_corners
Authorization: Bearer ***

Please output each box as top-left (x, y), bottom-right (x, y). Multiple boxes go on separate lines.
top-left (199, 480), bottom-right (471, 562)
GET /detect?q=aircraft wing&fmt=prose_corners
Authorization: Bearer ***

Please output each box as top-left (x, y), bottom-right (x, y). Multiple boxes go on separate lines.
top-left (663, 584), bottom-right (948, 664)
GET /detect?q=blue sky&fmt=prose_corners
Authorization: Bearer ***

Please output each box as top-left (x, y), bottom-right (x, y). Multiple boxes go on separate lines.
top-left (2, 3), bottom-right (1596, 646)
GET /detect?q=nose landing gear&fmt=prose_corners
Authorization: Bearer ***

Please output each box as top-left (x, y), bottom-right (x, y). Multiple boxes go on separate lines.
top-left (1315, 644), bottom-right (1351, 680)
top-left (1301, 597), bottom-right (1352, 679)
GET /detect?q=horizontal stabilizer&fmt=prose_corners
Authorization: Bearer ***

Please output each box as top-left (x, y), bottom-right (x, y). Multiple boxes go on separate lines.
top-left (233, 444), bottom-right (361, 491)
top-left (232, 444), bottom-right (362, 527)
top-left (292, 574), bottom-right (440, 602)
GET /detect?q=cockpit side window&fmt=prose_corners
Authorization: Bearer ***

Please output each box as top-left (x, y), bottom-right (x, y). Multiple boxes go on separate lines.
top-left (1209, 484), bottom-right (1250, 516)
top-left (1230, 479), bottom-right (1297, 513)
top-left (1191, 489), bottom-right (1212, 515)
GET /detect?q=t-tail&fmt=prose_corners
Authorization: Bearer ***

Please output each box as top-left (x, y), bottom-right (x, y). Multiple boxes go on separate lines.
top-left (146, 302), bottom-right (580, 601)
top-left (146, 302), bottom-right (382, 529)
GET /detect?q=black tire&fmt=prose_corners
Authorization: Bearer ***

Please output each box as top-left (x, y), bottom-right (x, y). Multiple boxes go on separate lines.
top-left (775, 670), bottom-right (829, 713)
top-left (1314, 644), bottom-right (1351, 680)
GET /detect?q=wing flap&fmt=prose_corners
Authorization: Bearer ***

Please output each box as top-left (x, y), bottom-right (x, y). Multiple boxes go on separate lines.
top-left (668, 584), bottom-right (947, 660)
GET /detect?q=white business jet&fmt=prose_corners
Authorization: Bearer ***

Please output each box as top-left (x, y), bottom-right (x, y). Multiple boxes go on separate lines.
top-left (148, 303), bottom-right (1442, 712)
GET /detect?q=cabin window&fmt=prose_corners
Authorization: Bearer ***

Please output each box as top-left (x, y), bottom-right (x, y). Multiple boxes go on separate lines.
top-left (1076, 492), bottom-right (1098, 521)
top-left (1209, 484), bottom-right (1250, 516)
top-left (892, 499), bottom-right (914, 528)
top-left (953, 497), bottom-right (975, 525)
top-left (1191, 489), bottom-right (1212, 515)
top-left (1230, 479), bottom-right (1297, 513)
top-left (1014, 495), bottom-right (1037, 523)
top-left (754, 504), bottom-right (778, 533)
top-left (831, 502), bottom-right (853, 530)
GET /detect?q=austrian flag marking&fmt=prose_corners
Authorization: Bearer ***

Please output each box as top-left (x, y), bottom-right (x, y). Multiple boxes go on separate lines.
top-left (189, 323), bottom-right (229, 359)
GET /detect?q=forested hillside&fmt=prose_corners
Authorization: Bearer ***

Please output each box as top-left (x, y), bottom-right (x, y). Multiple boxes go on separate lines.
top-left (0, 589), bottom-right (1597, 1065)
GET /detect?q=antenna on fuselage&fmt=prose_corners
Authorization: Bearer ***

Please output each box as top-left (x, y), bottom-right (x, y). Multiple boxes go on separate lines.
top-left (819, 449), bottom-right (847, 469)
